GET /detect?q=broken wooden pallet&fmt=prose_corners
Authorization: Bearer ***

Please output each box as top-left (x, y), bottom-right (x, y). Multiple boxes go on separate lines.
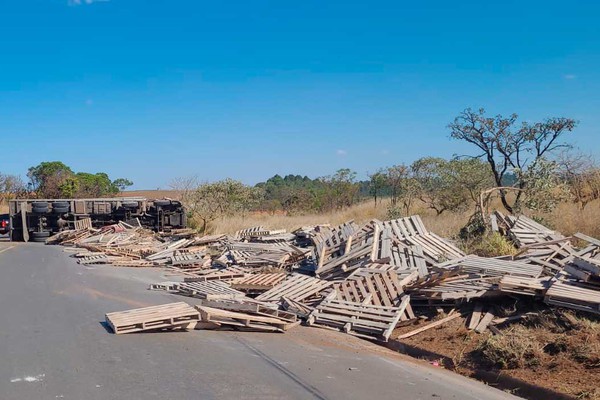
top-left (196, 306), bottom-right (299, 332)
top-left (256, 273), bottom-right (334, 304)
top-left (231, 272), bottom-right (287, 292)
top-left (334, 270), bottom-right (405, 307)
top-left (105, 302), bottom-right (199, 334)
top-left (544, 280), bottom-right (600, 315)
top-left (199, 300), bottom-right (297, 323)
top-left (499, 276), bottom-right (551, 296)
top-left (176, 281), bottom-right (246, 300)
top-left (306, 295), bottom-right (410, 342)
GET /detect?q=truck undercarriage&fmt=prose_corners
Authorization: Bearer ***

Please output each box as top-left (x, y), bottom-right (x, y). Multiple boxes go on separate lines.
top-left (8, 198), bottom-right (187, 242)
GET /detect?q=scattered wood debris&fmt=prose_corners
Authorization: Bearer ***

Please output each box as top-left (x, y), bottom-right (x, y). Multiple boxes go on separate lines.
top-left (44, 211), bottom-right (600, 339)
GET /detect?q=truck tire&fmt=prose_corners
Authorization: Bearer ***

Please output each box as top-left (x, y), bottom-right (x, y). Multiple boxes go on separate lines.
top-left (31, 231), bottom-right (50, 243)
top-left (52, 201), bottom-right (70, 213)
top-left (52, 202), bottom-right (70, 213)
top-left (32, 202), bottom-right (49, 213)
top-left (154, 200), bottom-right (171, 207)
top-left (121, 201), bottom-right (139, 208)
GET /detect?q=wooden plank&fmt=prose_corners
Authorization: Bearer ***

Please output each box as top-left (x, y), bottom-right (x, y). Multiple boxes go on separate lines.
top-left (474, 311), bottom-right (495, 333)
top-left (396, 313), bottom-right (462, 339)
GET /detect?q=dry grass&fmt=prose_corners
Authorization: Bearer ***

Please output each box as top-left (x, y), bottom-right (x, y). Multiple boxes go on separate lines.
top-left (210, 200), bottom-right (390, 234)
top-left (212, 197), bottom-right (600, 240)
top-left (540, 201), bottom-right (600, 238)
top-left (475, 325), bottom-right (547, 369)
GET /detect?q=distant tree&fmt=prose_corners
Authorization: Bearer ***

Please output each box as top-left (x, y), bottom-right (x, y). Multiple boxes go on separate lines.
top-left (74, 172), bottom-right (117, 197)
top-left (411, 157), bottom-right (461, 215)
top-left (368, 172), bottom-right (387, 205)
top-left (27, 161), bottom-right (73, 198)
top-left (319, 168), bottom-right (359, 210)
top-left (381, 165), bottom-right (419, 214)
top-left (449, 108), bottom-right (577, 213)
top-left (172, 177), bottom-right (263, 233)
top-left (27, 161), bottom-right (133, 199)
top-left (0, 173), bottom-right (27, 203)
top-left (112, 178), bottom-right (134, 192)
top-left (556, 150), bottom-right (600, 210)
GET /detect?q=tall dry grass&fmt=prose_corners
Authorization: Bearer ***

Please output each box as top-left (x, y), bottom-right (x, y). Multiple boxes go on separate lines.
top-left (211, 198), bottom-right (600, 239)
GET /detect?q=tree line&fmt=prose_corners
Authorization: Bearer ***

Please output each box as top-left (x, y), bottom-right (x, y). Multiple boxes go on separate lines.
top-left (2, 108), bottom-right (599, 235)
top-left (0, 161), bottom-right (133, 201)
top-left (172, 108), bottom-right (600, 233)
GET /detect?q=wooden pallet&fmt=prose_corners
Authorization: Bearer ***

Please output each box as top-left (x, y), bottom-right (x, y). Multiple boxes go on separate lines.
top-left (408, 276), bottom-right (499, 302)
top-left (307, 295), bottom-right (410, 342)
top-left (199, 300), bottom-right (297, 323)
top-left (74, 217), bottom-right (93, 230)
top-left (148, 281), bottom-right (180, 291)
top-left (196, 306), bottom-right (299, 332)
top-left (334, 270), bottom-right (405, 306)
top-left (182, 266), bottom-right (249, 283)
top-left (176, 281), bottom-right (246, 300)
top-left (544, 280), bottom-right (600, 315)
top-left (499, 276), bottom-right (551, 296)
top-left (105, 302), bottom-right (200, 334)
top-left (231, 272), bottom-right (287, 292)
top-left (438, 255), bottom-right (544, 278)
top-left (256, 273), bottom-right (333, 303)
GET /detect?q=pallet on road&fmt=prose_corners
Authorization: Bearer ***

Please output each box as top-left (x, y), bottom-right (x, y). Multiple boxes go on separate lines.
top-left (196, 305), bottom-right (299, 332)
top-left (105, 302), bottom-right (200, 334)
top-left (176, 281), bottom-right (246, 300)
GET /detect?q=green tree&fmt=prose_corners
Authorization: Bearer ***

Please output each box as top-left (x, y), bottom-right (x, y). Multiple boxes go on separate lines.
top-left (173, 178), bottom-right (263, 233)
top-left (27, 161), bottom-right (73, 198)
top-left (112, 178), bottom-right (134, 192)
top-left (75, 172), bottom-right (117, 197)
top-left (411, 157), bottom-right (495, 215)
top-left (319, 168), bottom-right (359, 211)
top-left (448, 108), bottom-right (577, 213)
top-left (368, 172), bottom-right (387, 205)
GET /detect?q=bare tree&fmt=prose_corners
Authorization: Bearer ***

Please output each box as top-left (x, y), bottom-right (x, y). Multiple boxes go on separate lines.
top-left (556, 150), bottom-right (600, 209)
top-left (0, 173), bottom-right (27, 204)
top-left (449, 108), bottom-right (577, 213)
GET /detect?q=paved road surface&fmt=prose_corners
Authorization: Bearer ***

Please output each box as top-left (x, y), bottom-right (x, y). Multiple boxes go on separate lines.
top-left (0, 242), bottom-right (521, 400)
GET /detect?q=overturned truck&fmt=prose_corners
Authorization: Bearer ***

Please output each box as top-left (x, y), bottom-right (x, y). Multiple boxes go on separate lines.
top-left (8, 198), bottom-right (186, 242)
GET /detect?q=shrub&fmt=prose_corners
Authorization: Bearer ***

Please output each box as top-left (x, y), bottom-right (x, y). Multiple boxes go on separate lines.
top-left (475, 326), bottom-right (546, 369)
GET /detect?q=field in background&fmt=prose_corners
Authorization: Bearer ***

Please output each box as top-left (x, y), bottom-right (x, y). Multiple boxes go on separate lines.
top-left (117, 190), bottom-right (182, 199)
top-left (213, 198), bottom-right (600, 240)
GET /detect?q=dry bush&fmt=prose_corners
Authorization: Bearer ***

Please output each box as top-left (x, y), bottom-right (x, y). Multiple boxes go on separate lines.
top-left (475, 326), bottom-right (547, 369)
top-left (461, 232), bottom-right (518, 257)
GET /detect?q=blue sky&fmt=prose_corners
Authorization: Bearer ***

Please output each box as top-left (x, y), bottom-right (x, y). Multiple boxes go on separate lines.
top-left (1, 0), bottom-right (599, 189)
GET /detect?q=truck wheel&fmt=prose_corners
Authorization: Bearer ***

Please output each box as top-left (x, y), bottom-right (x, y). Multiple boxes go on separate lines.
top-left (52, 203), bottom-right (70, 213)
top-left (31, 231), bottom-right (50, 242)
top-left (121, 201), bottom-right (139, 208)
top-left (32, 202), bottom-right (49, 213)
top-left (154, 200), bottom-right (171, 207)
top-left (52, 201), bottom-right (70, 213)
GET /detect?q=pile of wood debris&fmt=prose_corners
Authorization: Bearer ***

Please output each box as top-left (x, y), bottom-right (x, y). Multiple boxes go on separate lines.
top-left (47, 213), bottom-right (600, 341)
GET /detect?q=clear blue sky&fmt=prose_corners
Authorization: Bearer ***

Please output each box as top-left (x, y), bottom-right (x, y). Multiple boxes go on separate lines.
top-left (1, 0), bottom-right (599, 189)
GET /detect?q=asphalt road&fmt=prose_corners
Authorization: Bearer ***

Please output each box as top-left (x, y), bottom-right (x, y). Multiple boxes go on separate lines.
top-left (0, 242), bottom-right (522, 400)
